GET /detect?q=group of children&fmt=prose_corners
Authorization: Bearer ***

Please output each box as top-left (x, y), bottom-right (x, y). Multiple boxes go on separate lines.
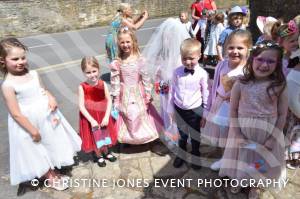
top-left (1, 2), bottom-right (300, 199)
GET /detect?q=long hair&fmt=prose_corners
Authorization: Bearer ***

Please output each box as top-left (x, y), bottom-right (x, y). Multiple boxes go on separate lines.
top-left (0, 38), bottom-right (28, 76)
top-left (117, 27), bottom-right (140, 59)
top-left (241, 40), bottom-right (286, 99)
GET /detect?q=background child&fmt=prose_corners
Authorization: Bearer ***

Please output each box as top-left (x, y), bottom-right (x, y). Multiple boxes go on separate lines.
top-left (203, 12), bottom-right (225, 67)
top-left (105, 3), bottom-right (148, 63)
top-left (78, 56), bottom-right (117, 167)
top-left (255, 16), bottom-right (278, 44)
top-left (0, 38), bottom-right (81, 190)
top-left (217, 6), bottom-right (246, 61)
top-left (219, 40), bottom-right (287, 198)
top-left (272, 19), bottom-right (299, 76)
top-left (284, 15), bottom-right (300, 169)
top-left (110, 28), bottom-right (163, 145)
top-left (178, 11), bottom-right (193, 37)
top-left (202, 30), bottom-right (252, 171)
top-left (170, 38), bottom-right (209, 170)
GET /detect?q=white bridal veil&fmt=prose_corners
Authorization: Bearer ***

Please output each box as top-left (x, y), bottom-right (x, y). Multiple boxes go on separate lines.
top-left (142, 18), bottom-right (190, 81)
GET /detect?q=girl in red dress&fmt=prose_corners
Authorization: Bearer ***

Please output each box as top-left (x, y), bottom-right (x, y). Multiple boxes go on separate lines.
top-left (78, 56), bottom-right (117, 167)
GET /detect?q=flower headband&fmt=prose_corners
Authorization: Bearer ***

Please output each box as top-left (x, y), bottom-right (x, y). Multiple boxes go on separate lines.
top-left (250, 41), bottom-right (281, 51)
top-left (278, 20), bottom-right (299, 38)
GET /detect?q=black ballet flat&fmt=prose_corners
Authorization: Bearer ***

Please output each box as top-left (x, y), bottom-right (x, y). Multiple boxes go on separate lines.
top-left (97, 158), bottom-right (106, 167)
top-left (104, 153), bottom-right (117, 162)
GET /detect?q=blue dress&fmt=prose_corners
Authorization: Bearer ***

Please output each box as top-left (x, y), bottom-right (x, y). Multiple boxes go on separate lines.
top-left (105, 18), bottom-right (121, 63)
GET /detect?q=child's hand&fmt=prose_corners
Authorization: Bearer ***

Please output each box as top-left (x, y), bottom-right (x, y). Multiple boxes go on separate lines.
top-left (31, 130), bottom-right (41, 142)
top-left (200, 118), bottom-right (206, 128)
top-left (142, 10), bottom-right (149, 19)
top-left (100, 116), bottom-right (109, 127)
top-left (264, 137), bottom-right (274, 150)
top-left (48, 96), bottom-right (58, 112)
top-left (169, 113), bottom-right (175, 124)
top-left (220, 75), bottom-right (234, 92)
top-left (90, 119), bottom-right (99, 128)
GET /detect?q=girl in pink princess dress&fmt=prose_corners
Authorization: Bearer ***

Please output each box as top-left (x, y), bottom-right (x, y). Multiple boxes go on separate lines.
top-left (110, 28), bottom-right (163, 145)
top-left (219, 40), bottom-right (287, 198)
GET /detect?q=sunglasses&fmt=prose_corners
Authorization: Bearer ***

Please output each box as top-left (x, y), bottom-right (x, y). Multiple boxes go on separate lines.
top-left (254, 57), bottom-right (277, 65)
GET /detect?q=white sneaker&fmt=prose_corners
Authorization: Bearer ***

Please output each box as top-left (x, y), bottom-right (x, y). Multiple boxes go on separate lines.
top-left (210, 159), bottom-right (222, 171)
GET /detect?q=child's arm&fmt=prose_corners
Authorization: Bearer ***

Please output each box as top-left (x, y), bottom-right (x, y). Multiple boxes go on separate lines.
top-left (140, 60), bottom-right (152, 104)
top-left (191, 7), bottom-right (200, 21)
top-left (122, 10), bottom-right (148, 30)
top-left (110, 61), bottom-right (121, 108)
top-left (36, 72), bottom-right (57, 111)
top-left (217, 30), bottom-right (227, 61)
top-left (229, 81), bottom-right (244, 142)
top-left (264, 87), bottom-right (288, 149)
top-left (200, 70), bottom-right (210, 127)
top-left (100, 82), bottom-right (112, 127)
top-left (1, 84), bottom-right (41, 142)
top-left (78, 85), bottom-right (98, 128)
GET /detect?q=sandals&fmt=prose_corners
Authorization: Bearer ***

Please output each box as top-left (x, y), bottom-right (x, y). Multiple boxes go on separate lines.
top-left (104, 153), bottom-right (117, 162)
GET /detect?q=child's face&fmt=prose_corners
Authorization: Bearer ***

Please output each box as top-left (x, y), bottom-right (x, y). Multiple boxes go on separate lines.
top-left (253, 49), bottom-right (278, 79)
top-left (231, 14), bottom-right (243, 27)
top-left (181, 50), bottom-right (200, 70)
top-left (118, 33), bottom-right (133, 55)
top-left (179, 13), bottom-right (187, 23)
top-left (1, 47), bottom-right (27, 74)
top-left (280, 32), bottom-right (300, 53)
top-left (84, 64), bottom-right (99, 84)
top-left (226, 36), bottom-right (248, 66)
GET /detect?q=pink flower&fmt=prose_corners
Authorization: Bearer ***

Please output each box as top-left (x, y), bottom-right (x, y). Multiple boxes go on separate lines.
top-left (288, 20), bottom-right (298, 33)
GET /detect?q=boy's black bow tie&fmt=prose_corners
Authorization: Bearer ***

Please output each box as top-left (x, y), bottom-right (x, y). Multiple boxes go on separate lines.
top-left (184, 68), bottom-right (195, 75)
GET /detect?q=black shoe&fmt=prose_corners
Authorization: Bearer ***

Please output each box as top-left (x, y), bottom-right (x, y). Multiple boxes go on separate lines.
top-left (191, 163), bottom-right (202, 170)
top-left (173, 157), bottom-right (185, 168)
top-left (104, 153), bottom-right (117, 162)
top-left (97, 158), bottom-right (106, 167)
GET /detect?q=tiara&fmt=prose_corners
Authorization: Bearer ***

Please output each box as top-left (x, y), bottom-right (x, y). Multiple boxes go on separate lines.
top-left (278, 20), bottom-right (299, 37)
top-left (250, 41), bottom-right (281, 51)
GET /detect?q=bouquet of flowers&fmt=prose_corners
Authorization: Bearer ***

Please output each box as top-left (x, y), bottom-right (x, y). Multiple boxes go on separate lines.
top-left (154, 80), bottom-right (169, 95)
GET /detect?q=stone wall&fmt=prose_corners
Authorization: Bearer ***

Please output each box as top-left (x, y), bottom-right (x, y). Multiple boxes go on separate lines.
top-left (0, 0), bottom-right (245, 38)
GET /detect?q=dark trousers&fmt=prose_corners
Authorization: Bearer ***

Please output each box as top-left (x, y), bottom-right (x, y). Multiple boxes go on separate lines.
top-left (174, 104), bottom-right (202, 156)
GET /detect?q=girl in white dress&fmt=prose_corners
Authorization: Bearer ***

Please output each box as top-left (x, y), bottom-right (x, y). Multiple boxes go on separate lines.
top-left (0, 38), bottom-right (81, 190)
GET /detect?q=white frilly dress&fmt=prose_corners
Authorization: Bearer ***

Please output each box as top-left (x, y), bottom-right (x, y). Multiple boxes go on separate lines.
top-left (3, 70), bottom-right (81, 185)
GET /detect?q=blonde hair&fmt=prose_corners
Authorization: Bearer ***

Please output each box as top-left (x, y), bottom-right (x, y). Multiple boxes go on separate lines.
top-left (117, 28), bottom-right (140, 58)
top-left (0, 38), bottom-right (27, 76)
top-left (294, 15), bottom-right (300, 30)
top-left (81, 56), bottom-right (100, 72)
top-left (179, 11), bottom-right (189, 23)
top-left (112, 3), bottom-right (132, 21)
top-left (224, 29), bottom-right (253, 51)
top-left (180, 38), bottom-right (201, 56)
top-left (263, 21), bottom-right (276, 36)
